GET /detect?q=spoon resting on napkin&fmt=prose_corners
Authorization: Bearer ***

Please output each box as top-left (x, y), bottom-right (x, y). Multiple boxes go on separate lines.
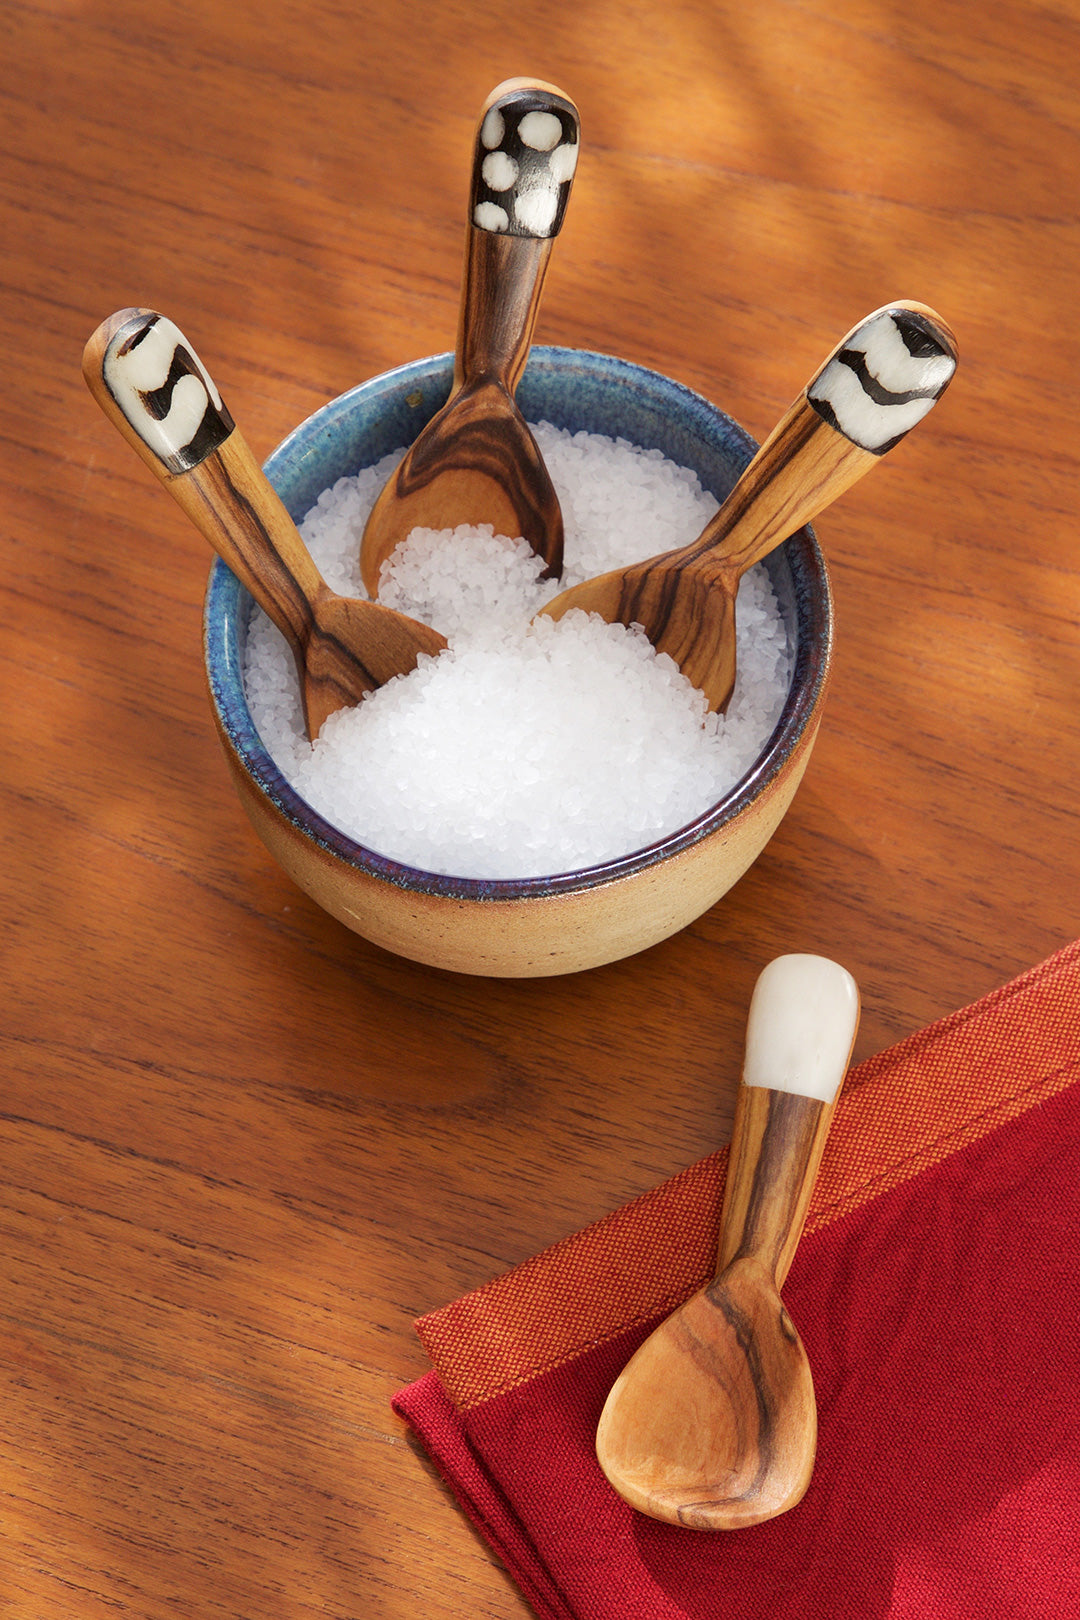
top-left (596, 953), bottom-right (860, 1529)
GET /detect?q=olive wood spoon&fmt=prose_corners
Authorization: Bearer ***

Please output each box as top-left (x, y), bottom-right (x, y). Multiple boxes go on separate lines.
top-left (359, 78), bottom-right (580, 595)
top-left (596, 953), bottom-right (860, 1530)
top-left (540, 301), bottom-right (958, 711)
top-left (83, 308), bottom-right (447, 740)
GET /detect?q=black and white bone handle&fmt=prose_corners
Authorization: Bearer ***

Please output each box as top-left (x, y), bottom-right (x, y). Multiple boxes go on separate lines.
top-left (82, 308), bottom-right (326, 638)
top-left (687, 300), bottom-right (958, 581)
top-left (456, 79), bottom-right (580, 392)
top-left (806, 303), bottom-right (957, 454)
top-left (84, 308), bottom-right (449, 737)
top-left (90, 308), bottom-right (236, 477)
top-left (470, 78), bottom-right (579, 240)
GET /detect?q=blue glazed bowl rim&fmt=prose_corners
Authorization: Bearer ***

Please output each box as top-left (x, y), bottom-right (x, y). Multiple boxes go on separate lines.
top-left (203, 345), bottom-right (832, 902)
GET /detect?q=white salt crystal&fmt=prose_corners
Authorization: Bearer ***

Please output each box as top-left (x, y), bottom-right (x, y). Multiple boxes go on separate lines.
top-left (242, 423), bottom-right (793, 879)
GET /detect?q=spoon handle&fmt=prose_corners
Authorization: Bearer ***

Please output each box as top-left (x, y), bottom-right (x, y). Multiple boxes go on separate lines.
top-left (718, 955), bottom-right (860, 1287)
top-left (83, 308), bottom-right (325, 659)
top-left (688, 302), bottom-right (958, 582)
top-left (456, 78), bottom-right (580, 391)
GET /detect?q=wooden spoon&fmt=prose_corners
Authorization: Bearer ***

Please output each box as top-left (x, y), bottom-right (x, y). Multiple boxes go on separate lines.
top-left (83, 308), bottom-right (447, 740)
top-left (359, 78), bottom-right (580, 595)
top-left (596, 953), bottom-right (860, 1530)
top-left (540, 301), bottom-right (958, 711)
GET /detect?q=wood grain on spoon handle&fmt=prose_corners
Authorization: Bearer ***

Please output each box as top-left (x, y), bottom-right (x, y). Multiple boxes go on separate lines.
top-left (164, 434), bottom-right (448, 739)
top-left (83, 309), bottom-right (321, 656)
top-left (716, 1085), bottom-right (837, 1287)
top-left (83, 307), bottom-right (447, 739)
top-left (536, 400), bottom-right (864, 606)
top-left (454, 230), bottom-right (553, 391)
top-left (690, 300), bottom-right (959, 582)
top-left (165, 430), bottom-right (323, 653)
top-left (682, 397), bottom-right (880, 584)
top-left (114, 425), bottom-right (446, 738)
top-left (539, 402), bottom-right (881, 694)
top-left (165, 436), bottom-right (403, 738)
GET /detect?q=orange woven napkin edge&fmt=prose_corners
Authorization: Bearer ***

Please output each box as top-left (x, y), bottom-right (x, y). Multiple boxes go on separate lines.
top-left (418, 939), bottom-right (1080, 1411)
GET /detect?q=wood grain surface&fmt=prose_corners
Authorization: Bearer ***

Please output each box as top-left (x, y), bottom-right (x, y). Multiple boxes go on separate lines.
top-left (3, 1), bottom-right (1079, 1614)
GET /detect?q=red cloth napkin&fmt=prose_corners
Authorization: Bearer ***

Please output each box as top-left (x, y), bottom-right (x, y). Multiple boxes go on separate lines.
top-left (393, 941), bottom-right (1080, 1620)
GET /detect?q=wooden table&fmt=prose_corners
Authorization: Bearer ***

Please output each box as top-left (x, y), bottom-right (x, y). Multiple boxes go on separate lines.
top-left (4, 2), bottom-right (1078, 1613)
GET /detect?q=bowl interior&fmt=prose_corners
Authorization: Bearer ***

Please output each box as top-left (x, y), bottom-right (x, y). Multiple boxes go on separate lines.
top-left (204, 346), bottom-right (831, 899)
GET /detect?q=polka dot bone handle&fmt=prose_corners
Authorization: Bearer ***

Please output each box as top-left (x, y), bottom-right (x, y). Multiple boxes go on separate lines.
top-left (356, 80), bottom-right (577, 592)
top-left (471, 78), bottom-right (580, 239)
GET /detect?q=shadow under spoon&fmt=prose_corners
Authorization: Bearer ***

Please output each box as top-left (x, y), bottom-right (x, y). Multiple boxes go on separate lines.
top-left (539, 300), bottom-right (958, 712)
top-left (83, 308), bottom-right (447, 741)
top-left (359, 77), bottom-right (580, 596)
top-left (596, 953), bottom-right (861, 1530)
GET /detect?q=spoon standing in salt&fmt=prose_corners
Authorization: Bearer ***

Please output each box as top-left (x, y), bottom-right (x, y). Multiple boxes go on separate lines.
top-left (359, 77), bottom-right (580, 595)
top-left (83, 308), bottom-right (447, 741)
top-left (596, 953), bottom-right (860, 1530)
top-left (540, 301), bottom-right (957, 711)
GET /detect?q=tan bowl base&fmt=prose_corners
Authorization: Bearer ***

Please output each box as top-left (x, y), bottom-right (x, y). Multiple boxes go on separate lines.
top-left (217, 706), bottom-right (821, 977)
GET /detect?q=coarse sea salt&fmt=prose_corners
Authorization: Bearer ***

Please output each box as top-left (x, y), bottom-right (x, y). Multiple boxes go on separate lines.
top-left (243, 421), bottom-right (793, 880)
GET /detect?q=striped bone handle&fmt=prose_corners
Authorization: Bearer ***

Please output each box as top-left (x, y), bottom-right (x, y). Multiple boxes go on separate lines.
top-left (82, 306), bottom-right (325, 638)
top-left (83, 308), bottom-right (450, 737)
top-left (85, 308), bottom-right (236, 478)
top-left (806, 301), bottom-right (958, 454)
top-left (683, 299), bottom-right (958, 582)
top-left (470, 77), bottom-right (580, 239)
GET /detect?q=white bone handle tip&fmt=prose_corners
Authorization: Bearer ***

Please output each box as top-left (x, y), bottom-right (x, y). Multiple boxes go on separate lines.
top-left (743, 954), bottom-right (860, 1104)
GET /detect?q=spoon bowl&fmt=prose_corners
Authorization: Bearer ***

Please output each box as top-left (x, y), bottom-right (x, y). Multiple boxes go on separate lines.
top-left (541, 302), bottom-right (957, 711)
top-left (83, 309), bottom-right (446, 739)
top-left (359, 78), bottom-right (579, 595)
top-left (596, 954), bottom-right (860, 1527)
top-left (598, 1257), bottom-right (817, 1529)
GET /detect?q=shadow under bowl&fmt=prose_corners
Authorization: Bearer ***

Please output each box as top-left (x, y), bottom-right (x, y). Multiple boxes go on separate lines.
top-left (203, 346), bottom-right (832, 977)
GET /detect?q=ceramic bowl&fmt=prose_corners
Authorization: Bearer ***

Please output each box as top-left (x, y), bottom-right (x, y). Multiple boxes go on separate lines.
top-left (203, 347), bottom-right (831, 977)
